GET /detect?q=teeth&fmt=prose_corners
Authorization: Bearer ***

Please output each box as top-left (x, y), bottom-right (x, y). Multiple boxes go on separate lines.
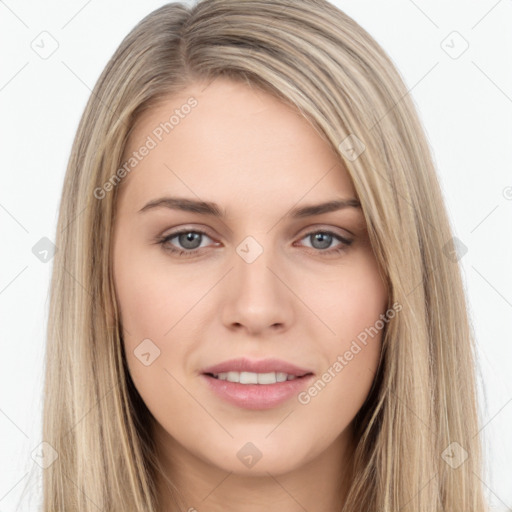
top-left (240, 371), bottom-right (258, 384)
top-left (213, 371), bottom-right (299, 384)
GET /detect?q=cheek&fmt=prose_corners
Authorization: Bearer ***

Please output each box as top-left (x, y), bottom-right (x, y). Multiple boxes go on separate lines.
top-left (113, 247), bottom-right (193, 420)
top-left (113, 243), bottom-right (214, 391)
top-left (325, 247), bottom-right (388, 340)
top-left (299, 253), bottom-right (387, 414)
top-left (113, 242), bottom-right (205, 339)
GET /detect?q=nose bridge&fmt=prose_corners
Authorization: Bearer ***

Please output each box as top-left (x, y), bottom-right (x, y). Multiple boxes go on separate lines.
top-left (222, 233), bottom-right (293, 332)
top-left (234, 234), bottom-right (281, 297)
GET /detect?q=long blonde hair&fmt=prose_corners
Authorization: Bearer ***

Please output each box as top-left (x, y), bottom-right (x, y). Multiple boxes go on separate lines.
top-left (41, 0), bottom-right (488, 510)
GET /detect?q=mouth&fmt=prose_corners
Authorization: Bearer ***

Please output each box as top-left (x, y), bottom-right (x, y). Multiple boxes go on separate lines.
top-left (204, 371), bottom-right (313, 384)
top-left (199, 357), bottom-right (315, 409)
top-left (201, 371), bottom-right (315, 410)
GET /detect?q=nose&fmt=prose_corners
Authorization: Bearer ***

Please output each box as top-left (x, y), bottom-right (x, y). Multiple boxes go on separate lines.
top-left (220, 242), bottom-right (295, 336)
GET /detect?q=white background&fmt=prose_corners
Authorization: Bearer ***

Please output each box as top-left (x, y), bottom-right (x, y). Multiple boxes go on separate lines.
top-left (1, 0), bottom-right (511, 510)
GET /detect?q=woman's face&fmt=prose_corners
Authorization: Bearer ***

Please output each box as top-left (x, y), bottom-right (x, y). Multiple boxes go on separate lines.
top-left (112, 77), bottom-right (388, 479)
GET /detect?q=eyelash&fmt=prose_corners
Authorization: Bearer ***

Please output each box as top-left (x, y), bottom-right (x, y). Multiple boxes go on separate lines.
top-left (156, 228), bottom-right (353, 258)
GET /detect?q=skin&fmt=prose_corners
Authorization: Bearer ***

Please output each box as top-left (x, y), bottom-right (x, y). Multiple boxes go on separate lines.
top-left (112, 77), bottom-right (388, 512)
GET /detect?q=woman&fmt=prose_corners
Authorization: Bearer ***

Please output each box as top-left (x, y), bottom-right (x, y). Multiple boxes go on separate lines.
top-left (42, 0), bottom-right (488, 510)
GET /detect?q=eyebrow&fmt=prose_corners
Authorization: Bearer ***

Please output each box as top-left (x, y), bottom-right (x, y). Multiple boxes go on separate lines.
top-left (138, 196), bottom-right (361, 218)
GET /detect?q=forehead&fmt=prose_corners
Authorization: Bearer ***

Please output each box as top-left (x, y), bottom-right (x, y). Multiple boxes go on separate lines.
top-left (117, 78), bottom-right (357, 213)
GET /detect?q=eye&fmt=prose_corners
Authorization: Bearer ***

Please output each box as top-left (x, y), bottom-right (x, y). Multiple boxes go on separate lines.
top-left (157, 229), bottom-right (217, 257)
top-left (296, 230), bottom-right (353, 256)
top-left (156, 228), bottom-right (353, 258)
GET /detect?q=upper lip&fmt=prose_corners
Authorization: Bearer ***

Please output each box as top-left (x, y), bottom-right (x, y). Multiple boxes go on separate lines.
top-left (201, 357), bottom-right (314, 377)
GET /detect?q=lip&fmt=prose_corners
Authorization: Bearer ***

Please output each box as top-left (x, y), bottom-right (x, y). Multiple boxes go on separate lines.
top-left (201, 373), bottom-right (315, 410)
top-left (201, 357), bottom-right (313, 377)
top-left (200, 357), bottom-right (315, 410)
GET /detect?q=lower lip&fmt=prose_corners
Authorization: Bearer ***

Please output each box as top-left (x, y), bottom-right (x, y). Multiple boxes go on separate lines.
top-left (201, 373), bottom-right (314, 410)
